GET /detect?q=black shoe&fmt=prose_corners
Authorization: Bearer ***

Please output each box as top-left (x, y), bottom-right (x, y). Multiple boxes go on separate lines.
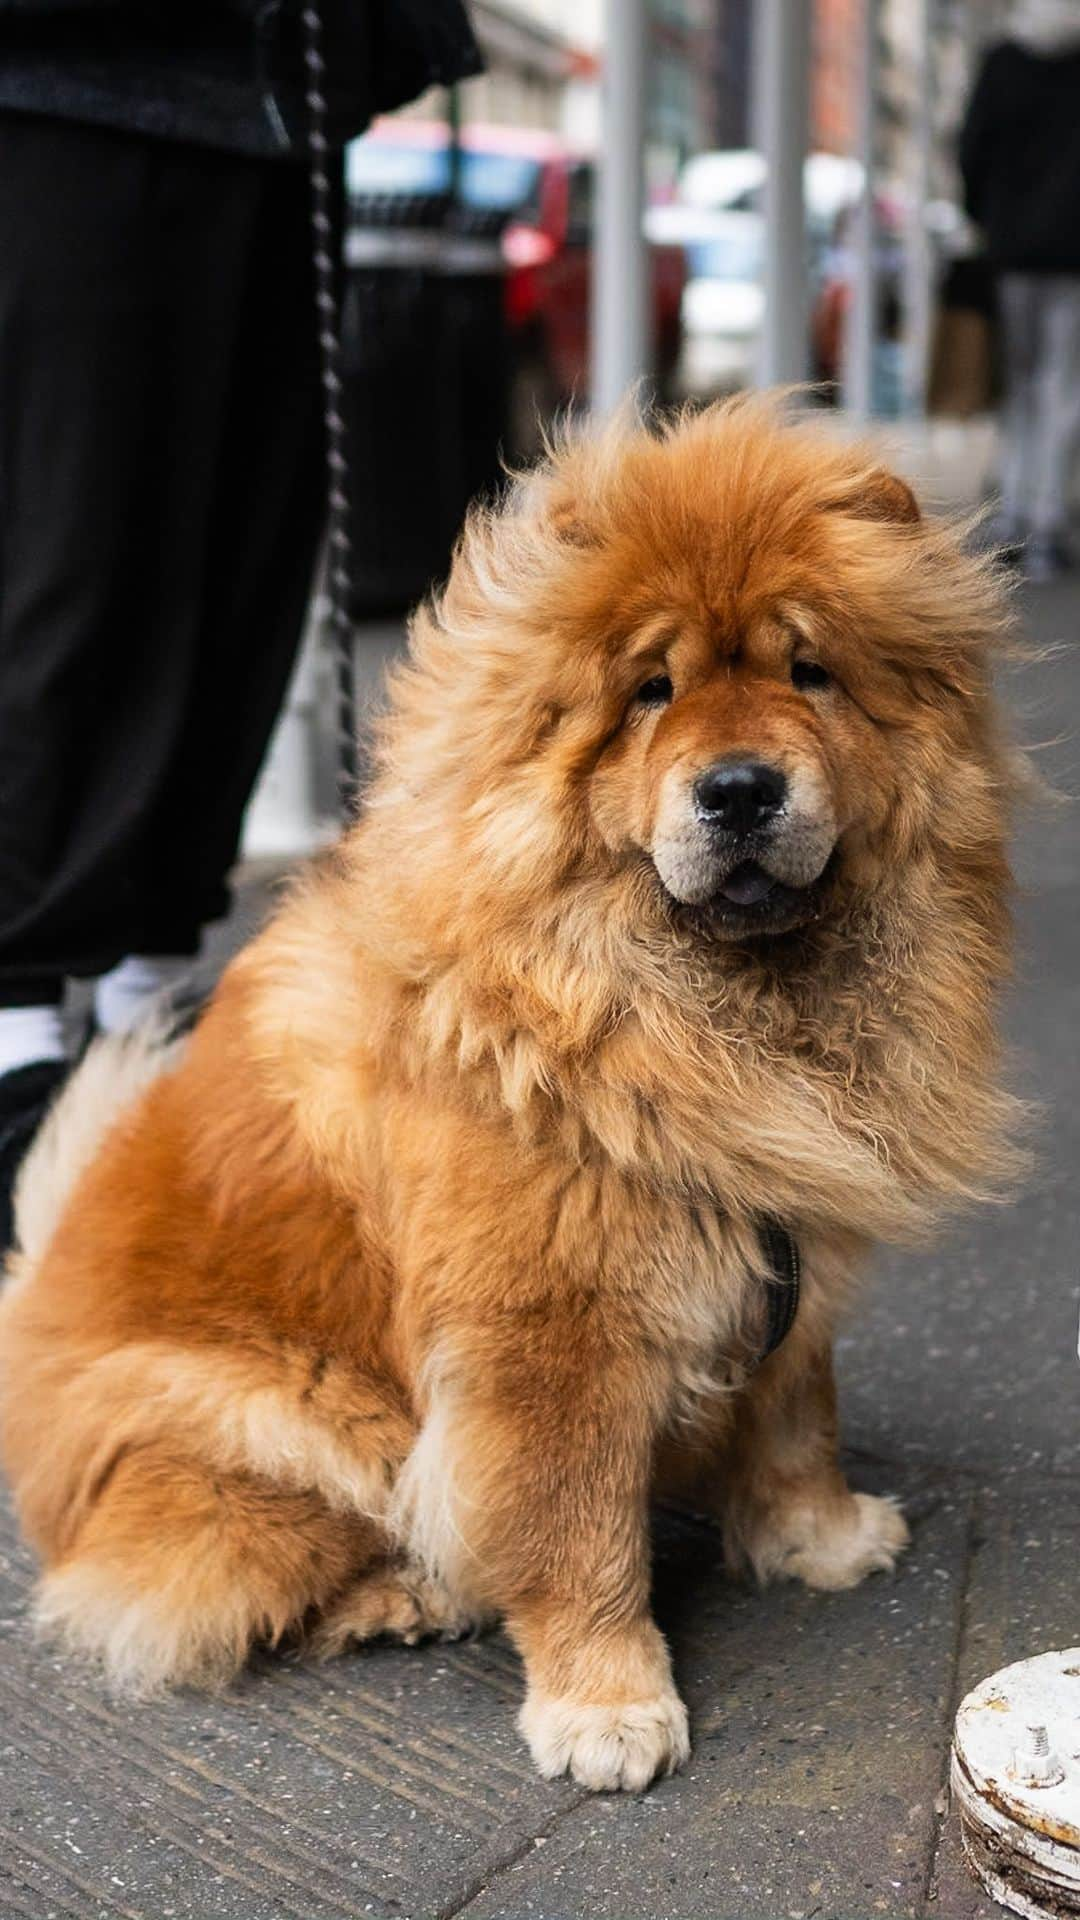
top-left (0, 1058), bottom-right (69, 1254)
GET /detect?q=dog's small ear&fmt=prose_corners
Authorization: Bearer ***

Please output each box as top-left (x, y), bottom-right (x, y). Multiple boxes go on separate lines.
top-left (849, 467), bottom-right (921, 526)
top-left (547, 488), bottom-right (600, 549)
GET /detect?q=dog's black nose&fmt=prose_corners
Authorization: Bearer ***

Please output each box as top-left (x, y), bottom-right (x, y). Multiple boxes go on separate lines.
top-left (694, 760), bottom-right (787, 835)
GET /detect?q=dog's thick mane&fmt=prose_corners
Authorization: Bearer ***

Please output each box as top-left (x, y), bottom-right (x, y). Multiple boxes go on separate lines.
top-left (257, 402), bottom-right (1028, 1248)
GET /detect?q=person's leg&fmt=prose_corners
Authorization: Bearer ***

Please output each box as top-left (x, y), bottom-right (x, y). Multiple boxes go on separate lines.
top-left (0, 119), bottom-right (280, 990)
top-left (0, 114), bottom-right (155, 1027)
top-left (0, 113), bottom-right (169, 1229)
top-left (995, 273), bottom-right (1040, 544)
top-left (0, 117), bottom-right (278, 1230)
top-left (1027, 274), bottom-right (1080, 560)
top-left (127, 160), bottom-right (328, 964)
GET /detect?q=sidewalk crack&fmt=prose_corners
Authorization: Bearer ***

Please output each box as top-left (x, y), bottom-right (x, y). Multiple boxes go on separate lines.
top-left (436, 1793), bottom-right (592, 1920)
top-left (918, 1484), bottom-right (981, 1916)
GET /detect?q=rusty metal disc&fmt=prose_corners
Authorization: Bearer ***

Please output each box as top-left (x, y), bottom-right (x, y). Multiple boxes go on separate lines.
top-left (952, 1649), bottom-right (1080, 1917)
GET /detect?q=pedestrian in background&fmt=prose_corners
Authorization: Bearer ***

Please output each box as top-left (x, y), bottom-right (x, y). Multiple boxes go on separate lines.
top-left (960, 0), bottom-right (1080, 580)
top-left (0, 0), bottom-right (480, 1241)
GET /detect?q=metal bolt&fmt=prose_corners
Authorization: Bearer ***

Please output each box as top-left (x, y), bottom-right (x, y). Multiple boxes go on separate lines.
top-left (1009, 1724), bottom-right (1066, 1788)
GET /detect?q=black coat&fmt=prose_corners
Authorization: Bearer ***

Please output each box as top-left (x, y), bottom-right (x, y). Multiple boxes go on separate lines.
top-left (959, 37), bottom-right (1080, 274)
top-left (0, 0), bottom-right (483, 156)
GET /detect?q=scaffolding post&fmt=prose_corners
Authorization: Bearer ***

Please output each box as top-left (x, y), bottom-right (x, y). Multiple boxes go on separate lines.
top-left (845, 0), bottom-right (879, 420)
top-left (590, 0), bottom-right (648, 415)
top-left (753, 0), bottom-right (811, 386)
top-left (904, 0), bottom-right (934, 414)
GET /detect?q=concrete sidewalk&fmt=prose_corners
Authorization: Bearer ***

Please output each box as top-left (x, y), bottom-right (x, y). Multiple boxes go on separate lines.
top-left (2, 569), bottom-right (1078, 1920)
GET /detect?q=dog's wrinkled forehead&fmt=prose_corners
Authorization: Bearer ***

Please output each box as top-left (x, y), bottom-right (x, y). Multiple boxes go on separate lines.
top-left (461, 404), bottom-right (1004, 742)
top-left (538, 446), bottom-right (921, 661)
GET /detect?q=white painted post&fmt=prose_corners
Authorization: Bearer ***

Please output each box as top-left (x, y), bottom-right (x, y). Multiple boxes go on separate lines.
top-left (242, 598), bottom-right (330, 860)
top-left (753, 0), bottom-right (811, 386)
top-left (845, 0), bottom-right (879, 420)
top-left (904, 0), bottom-right (934, 414)
top-left (590, 0), bottom-right (648, 415)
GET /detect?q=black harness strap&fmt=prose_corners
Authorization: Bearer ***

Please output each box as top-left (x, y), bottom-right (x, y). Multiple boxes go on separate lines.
top-left (756, 1217), bottom-right (801, 1362)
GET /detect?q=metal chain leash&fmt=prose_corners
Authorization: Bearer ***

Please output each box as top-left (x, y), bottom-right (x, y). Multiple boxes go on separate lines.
top-left (301, 1), bottom-right (358, 815)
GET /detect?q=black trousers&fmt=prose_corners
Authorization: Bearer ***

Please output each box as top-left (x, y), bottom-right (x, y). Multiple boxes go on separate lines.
top-left (0, 112), bottom-right (327, 1004)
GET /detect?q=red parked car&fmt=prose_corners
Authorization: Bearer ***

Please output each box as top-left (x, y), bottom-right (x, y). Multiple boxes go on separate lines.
top-left (347, 119), bottom-right (685, 455)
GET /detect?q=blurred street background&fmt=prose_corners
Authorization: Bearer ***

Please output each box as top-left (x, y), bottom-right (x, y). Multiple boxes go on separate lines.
top-left (244, 0), bottom-right (1028, 856)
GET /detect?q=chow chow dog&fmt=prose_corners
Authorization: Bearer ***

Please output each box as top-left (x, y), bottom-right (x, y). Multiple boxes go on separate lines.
top-left (0, 400), bottom-right (1024, 1792)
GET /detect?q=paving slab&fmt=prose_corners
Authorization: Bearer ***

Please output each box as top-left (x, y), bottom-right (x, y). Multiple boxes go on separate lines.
top-left (929, 1481), bottom-right (1080, 1920)
top-left (455, 1470), bottom-right (972, 1920)
top-left (0, 1472), bottom-right (971, 1920)
top-left (0, 1489), bottom-right (584, 1920)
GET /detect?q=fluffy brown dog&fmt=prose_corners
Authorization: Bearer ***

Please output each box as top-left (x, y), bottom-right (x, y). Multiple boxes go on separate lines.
top-left (0, 401), bottom-right (1024, 1792)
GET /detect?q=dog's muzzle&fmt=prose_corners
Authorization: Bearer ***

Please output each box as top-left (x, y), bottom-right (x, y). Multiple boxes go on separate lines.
top-left (650, 755), bottom-right (837, 925)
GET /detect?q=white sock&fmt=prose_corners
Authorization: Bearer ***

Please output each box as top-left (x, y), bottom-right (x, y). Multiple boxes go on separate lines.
top-left (94, 954), bottom-right (195, 1036)
top-left (0, 1005), bottom-right (66, 1077)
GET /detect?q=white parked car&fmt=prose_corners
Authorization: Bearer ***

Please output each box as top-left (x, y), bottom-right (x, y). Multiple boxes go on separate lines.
top-left (675, 212), bottom-right (765, 396)
top-left (679, 148), bottom-right (864, 230)
top-left (651, 149), bottom-right (867, 400)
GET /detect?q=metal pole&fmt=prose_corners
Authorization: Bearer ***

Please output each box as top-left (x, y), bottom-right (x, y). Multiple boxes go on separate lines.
top-left (903, 0), bottom-right (934, 414)
top-left (753, 0), bottom-right (811, 386)
top-left (590, 0), bottom-right (648, 415)
top-left (447, 79), bottom-right (463, 210)
top-left (845, 0), bottom-right (878, 420)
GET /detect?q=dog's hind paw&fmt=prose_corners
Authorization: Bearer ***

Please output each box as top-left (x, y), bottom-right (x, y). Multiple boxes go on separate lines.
top-left (310, 1564), bottom-right (492, 1657)
top-left (519, 1687), bottom-right (690, 1792)
top-left (780, 1491), bottom-right (910, 1592)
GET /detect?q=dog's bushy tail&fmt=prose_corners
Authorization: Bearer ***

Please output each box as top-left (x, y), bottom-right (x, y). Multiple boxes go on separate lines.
top-left (12, 1023), bottom-right (180, 1269)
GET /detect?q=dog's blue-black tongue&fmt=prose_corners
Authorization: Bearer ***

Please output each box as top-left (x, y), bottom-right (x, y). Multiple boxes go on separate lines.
top-left (720, 863), bottom-right (775, 907)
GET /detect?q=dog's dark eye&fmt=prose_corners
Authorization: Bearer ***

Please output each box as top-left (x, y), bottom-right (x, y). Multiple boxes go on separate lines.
top-left (791, 659), bottom-right (831, 692)
top-left (635, 674), bottom-right (674, 707)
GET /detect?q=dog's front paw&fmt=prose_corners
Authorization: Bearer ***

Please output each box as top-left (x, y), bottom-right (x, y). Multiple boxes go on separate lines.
top-left (784, 1491), bottom-right (909, 1592)
top-left (519, 1687), bottom-right (690, 1792)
